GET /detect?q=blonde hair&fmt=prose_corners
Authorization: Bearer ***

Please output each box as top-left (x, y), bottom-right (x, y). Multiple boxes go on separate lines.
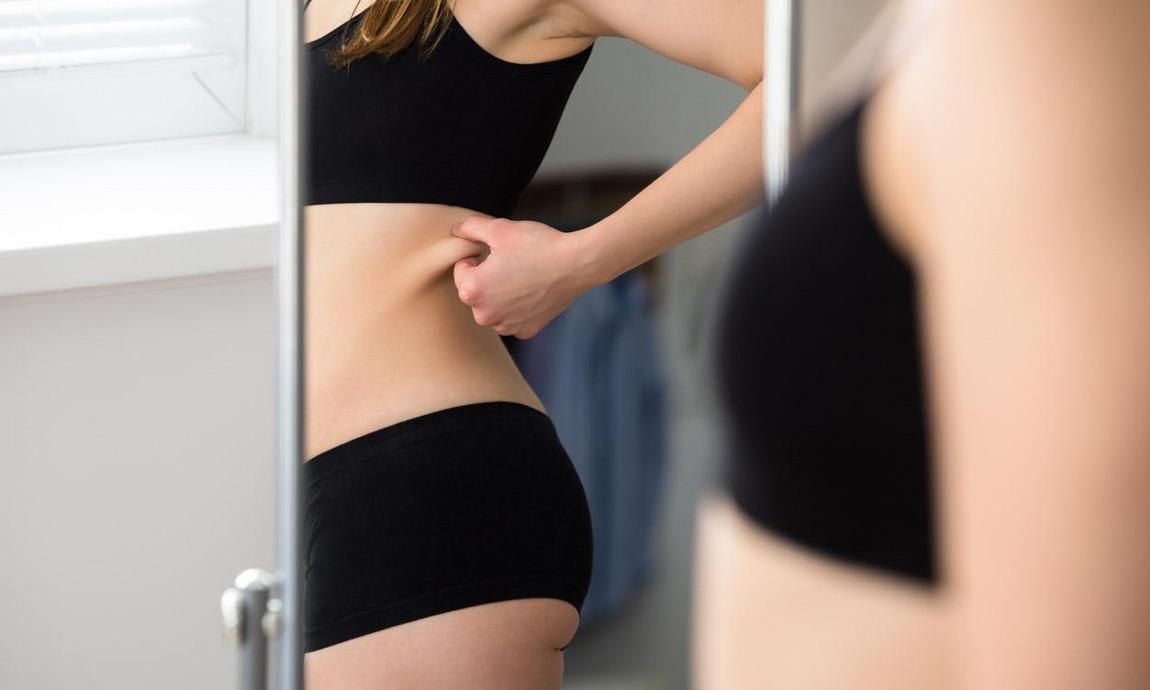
top-left (324, 0), bottom-right (453, 69)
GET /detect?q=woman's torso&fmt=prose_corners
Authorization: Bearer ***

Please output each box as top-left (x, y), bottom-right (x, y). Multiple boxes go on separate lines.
top-left (302, 0), bottom-right (593, 460)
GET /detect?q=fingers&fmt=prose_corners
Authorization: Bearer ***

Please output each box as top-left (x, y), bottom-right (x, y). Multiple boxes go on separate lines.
top-left (429, 236), bottom-right (485, 280)
top-left (472, 308), bottom-right (497, 327)
top-left (493, 320), bottom-right (529, 337)
top-left (453, 256), bottom-right (481, 305)
top-left (443, 235), bottom-right (488, 265)
top-left (465, 303), bottom-right (541, 338)
top-left (451, 216), bottom-right (501, 246)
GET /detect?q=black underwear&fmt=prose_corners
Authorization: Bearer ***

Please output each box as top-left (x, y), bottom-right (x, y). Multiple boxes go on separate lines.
top-left (303, 400), bottom-right (593, 653)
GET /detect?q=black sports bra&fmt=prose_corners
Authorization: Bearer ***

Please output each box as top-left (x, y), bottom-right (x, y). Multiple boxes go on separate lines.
top-left (303, 3), bottom-right (594, 217)
top-left (712, 96), bottom-right (937, 584)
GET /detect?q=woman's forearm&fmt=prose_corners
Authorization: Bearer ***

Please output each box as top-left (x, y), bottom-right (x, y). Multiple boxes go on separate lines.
top-left (571, 80), bottom-right (765, 286)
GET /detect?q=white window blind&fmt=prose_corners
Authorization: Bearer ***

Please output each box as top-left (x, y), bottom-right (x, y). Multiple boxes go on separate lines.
top-left (0, 0), bottom-right (232, 73)
top-left (0, 0), bottom-right (248, 154)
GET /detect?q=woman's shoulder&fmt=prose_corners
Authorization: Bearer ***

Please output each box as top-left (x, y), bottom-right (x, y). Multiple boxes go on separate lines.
top-left (821, 0), bottom-right (938, 270)
top-left (883, 0), bottom-right (1148, 264)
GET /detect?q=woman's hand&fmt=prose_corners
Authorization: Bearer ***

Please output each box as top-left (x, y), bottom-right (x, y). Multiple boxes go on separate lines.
top-left (450, 216), bottom-right (601, 339)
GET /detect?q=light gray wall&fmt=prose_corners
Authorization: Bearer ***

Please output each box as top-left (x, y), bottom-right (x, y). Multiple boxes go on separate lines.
top-left (0, 271), bottom-right (278, 689)
top-left (540, 36), bottom-right (748, 175)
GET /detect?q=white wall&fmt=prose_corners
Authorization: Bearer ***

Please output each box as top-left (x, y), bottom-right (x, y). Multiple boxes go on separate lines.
top-left (0, 271), bottom-right (278, 689)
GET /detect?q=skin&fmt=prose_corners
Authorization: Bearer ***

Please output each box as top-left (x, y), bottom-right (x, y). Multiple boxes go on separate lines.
top-left (897, 3), bottom-right (1150, 687)
top-left (459, 1), bottom-right (1150, 689)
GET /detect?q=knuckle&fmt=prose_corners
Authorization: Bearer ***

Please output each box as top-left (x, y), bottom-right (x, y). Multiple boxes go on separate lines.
top-left (491, 218), bottom-right (513, 237)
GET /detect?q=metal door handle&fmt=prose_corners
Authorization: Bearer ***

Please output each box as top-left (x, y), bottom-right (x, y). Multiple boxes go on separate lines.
top-left (221, 568), bottom-right (281, 690)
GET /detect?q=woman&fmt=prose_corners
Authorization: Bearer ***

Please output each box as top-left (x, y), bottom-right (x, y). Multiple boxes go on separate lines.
top-left (301, 0), bottom-right (762, 687)
top-left (452, 0), bottom-right (1150, 687)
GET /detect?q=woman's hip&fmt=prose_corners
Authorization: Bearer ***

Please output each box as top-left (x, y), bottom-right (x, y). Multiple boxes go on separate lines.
top-left (303, 400), bottom-right (593, 654)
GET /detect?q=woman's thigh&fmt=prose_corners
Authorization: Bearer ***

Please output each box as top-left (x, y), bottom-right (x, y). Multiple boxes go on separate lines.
top-left (305, 598), bottom-right (578, 690)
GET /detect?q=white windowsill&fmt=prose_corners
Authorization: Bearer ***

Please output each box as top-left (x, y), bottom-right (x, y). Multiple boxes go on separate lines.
top-left (0, 133), bottom-right (280, 298)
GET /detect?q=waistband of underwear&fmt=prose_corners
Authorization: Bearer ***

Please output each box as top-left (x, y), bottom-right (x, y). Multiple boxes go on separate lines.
top-left (303, 400), bottom-right (556, 485)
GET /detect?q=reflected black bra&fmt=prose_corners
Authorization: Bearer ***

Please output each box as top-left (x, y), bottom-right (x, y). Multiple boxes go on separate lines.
top-left (303, 2), bottom-right (595, 217)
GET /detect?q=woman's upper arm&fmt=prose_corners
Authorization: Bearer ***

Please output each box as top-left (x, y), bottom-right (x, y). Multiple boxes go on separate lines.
top-left (911, 1), bottom-right (1150, 687)
top-left (561, 0), bottom-right (763, 90)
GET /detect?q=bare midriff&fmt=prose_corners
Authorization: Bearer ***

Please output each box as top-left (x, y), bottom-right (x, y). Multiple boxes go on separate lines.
top-left (303, 202), bottom-right (546, 462)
